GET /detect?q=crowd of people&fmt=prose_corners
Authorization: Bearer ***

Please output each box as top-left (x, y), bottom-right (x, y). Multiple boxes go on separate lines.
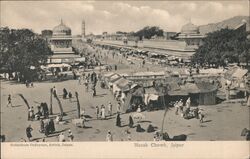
top-left (174, 97), bottom-right (205, 123)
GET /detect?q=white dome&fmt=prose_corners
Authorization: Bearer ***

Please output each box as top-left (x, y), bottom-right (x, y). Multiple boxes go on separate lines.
top-left (181, 22), bottom-right (199, 34)
top-left (52, 20), bottom-right (71, 36)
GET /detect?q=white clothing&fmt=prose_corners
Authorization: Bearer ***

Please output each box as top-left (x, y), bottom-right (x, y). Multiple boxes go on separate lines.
top-left (101, 108), bottom-right (105, 119)
top-left (58, 134), bottom-right (65, 142)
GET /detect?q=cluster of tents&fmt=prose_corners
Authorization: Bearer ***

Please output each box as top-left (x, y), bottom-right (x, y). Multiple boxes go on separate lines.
top-left (100, 72), bottom-right (219, 113)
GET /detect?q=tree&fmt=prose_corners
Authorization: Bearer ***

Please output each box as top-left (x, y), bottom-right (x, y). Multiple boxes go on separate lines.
top-left (155, 83), bottom-right (170, 134)
top-left (75, 92), bottom-right (81, 119)
top-left (132, 26), bottom-right (164, 39)
top-left (191, 28), bottom-right (249, 67)
top-left (0, 27), bottom-right (52, 81)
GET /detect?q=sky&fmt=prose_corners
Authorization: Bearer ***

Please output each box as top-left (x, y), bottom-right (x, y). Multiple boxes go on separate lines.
top-left (0, 1), bottom-right (249, 35)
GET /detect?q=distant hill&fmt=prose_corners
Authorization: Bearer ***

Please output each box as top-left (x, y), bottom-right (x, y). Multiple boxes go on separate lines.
top-left (199, 16), bottom-right (249, 35)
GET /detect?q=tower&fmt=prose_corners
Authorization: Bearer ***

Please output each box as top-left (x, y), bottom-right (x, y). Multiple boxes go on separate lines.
top-left (82, 20), bottom-right (85, 38)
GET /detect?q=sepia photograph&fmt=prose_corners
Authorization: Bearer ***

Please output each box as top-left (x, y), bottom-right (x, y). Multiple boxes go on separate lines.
top-left (0, 0), bottom-right (249, 157)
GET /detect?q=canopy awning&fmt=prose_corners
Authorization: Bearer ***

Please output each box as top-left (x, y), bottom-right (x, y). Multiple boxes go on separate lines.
top-left (46, 63), bottom-right (71, 68)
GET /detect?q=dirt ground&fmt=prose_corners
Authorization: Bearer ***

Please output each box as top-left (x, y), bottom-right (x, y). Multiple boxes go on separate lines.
top-left (1, 79), bottom-right (249, 142)
top-left (0, 47), bottom-right (249, 142)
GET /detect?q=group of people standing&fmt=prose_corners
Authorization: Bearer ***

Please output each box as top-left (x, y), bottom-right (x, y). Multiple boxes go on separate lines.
top-left (95, 102), bottom-right (122, 120)
top-left (174, 97), bottom-right (205, 123)
top-left (39, 118), bottom-right (55, 137)
top-left (58, 129), bottom-right (74, 142)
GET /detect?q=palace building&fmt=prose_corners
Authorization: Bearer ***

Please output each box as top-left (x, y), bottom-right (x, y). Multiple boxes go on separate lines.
top-left (48, 20), bottom-right (81, 64)
top-left (177, 21), bottom-right (205, 49)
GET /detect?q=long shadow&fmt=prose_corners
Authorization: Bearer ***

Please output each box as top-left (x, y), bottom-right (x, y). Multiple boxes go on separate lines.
top-left (94, 129), bottom-right (101, 134)
top-left (105, 116), bottom-right (116, 120)
top-left (136, 129), bottom-right (145, 133)
top-left (62, 118), bottom-right (75, 122)
top-left (83, 126), bottom-right (92, 129)
top-left (12, 105), bottom-right (24, 108)
top-left (83, 115), bottom-right (93, 119)
top-left (153, 126), bottom-right (158, 129)
top-left (53, 128), bottom-right (70, 134)
top-left (31, 129), bottom-right (69, 141)
top-left (187, 133), bottom-right (196, 136)
top-left (96, 93), bottom-right (107, 96)
top-left (120, 124), bottom-right (129, 128)
top-left (64, 109), bottom-right (77, 114)
top-left (138, 120), bottom-right (152, 123)
top-left (93, 95), bottom-right (105, 98)
top-left (89, 106), bottom-right (95, 109)
top-left (203, 120), bottom-right (212, 123)
top-left (31, 137), bottom-right (45, 141)
top-left (33, 101), bottom-right (41, 104)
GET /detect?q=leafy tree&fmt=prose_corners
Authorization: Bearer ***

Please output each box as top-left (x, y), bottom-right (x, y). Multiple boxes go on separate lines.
top-left (192, 28), bottom-right (249, 67)
top-left (0, 27), bottom-right (52, 81)
top-left (133, 26), bottom-right (164, 39)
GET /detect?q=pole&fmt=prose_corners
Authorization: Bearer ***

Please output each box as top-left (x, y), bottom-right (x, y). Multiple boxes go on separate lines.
top-left (75, 92), bottom-right (81, 118)
top-left (161, 89), bottom-right (168, 136)
top-left (161, 96), bottom-right (167, 135)
top-left (49, 88), bottom-right (53, 115)
top-left (54, 93), bottom-right (64, 116)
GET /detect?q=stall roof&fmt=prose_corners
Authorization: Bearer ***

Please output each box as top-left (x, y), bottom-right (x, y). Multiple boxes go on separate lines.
top-left (114, 78), bottom-right (132, 88)
top-left (232, 69), bottom-right (248, 79)
top-left (180, 83), bottom-right (200, 94)
top-left (109, 74), bottom-right (122, 83)
top-left (46, 63), bottom-right (71, 68)
top-left (132, 71), bottom-right (165, 76)
top-left (145, 87), bottom-right (159, 94)
top-left (168, 90), bottom-right (189, 96)
top-left (199, 68), bottom-right (225, 75)
top-left (196, 82), bottom-right (217, 93)
top-left (103, 72), bottom-right (116, 78)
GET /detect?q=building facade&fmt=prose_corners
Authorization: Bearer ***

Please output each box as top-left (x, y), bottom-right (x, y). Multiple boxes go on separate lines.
top-left (48, 20), bottom-right (80, 64)
top-left (177, 21), bottom-right (204, 49)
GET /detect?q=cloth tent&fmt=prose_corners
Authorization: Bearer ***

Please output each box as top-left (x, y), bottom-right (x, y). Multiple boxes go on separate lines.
top-left (224, 66), bottom-right (248, 80)
top-left (232, 69), bottom-right (248, 80)
top-left (112, 78), bottom-right (133, 93)
top-left (123, 87), bottom-right (145, 112)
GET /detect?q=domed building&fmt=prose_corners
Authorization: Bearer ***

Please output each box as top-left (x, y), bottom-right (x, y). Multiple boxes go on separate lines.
top-left (48, 20), bottom-right (80, 63)
top-left (177, 21), bottom-right (204, 49)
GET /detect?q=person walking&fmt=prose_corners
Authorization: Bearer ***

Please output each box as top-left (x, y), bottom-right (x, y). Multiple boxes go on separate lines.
top-left (101, 105), bottom-right (106, 119)
top-left (68, 92), bottom-right (73, 102)
top-left (106, 130), bottom-right (113, 142)
top-left (44, 123), bottom-right (50, 137)
top-left (198, 108), bottom-right (204, 123)
top-left (129, 115), bottom-right (134, 128)
top-left (92, 86), bottom-right (96, 97)
top-left (117, 102), bottom-right (121, 114)
top-left (49, 119), bottom-right (55, 133)
top-left (52, 86), bottom-right (57, 97)
top-left (28, 106), bottom-right (35, 121)
top-left (63, 88), bottom-right (68, 99)
top-left (26, 125), bottom-right (33, 141)
top-left (95, 106), bottom-right (99, 119)
top-left (58, 133), bottom-right (65, 142)
top-left (186, 97), bottom-right (191, 109)
top-left (85, 78), bottom-right (89, 92)
top-left (68, 130), bottom-right (74, 142)
top-left (116, 113), bottom-right (121, 127)
top-left (174, 101), bottom-right (179, 115)
top-left (39, 119), bottom-right (44, 133)
top-left (78, 76), bottom-right (82, 85)
top-left (6, 94), bottom-right (12, 107)
top-left (247, 91), bottom-right (250, 107)
top-left (43, 103), bottom-right (49, 119)
top-left (107, 101), bottom-right (112, 116)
